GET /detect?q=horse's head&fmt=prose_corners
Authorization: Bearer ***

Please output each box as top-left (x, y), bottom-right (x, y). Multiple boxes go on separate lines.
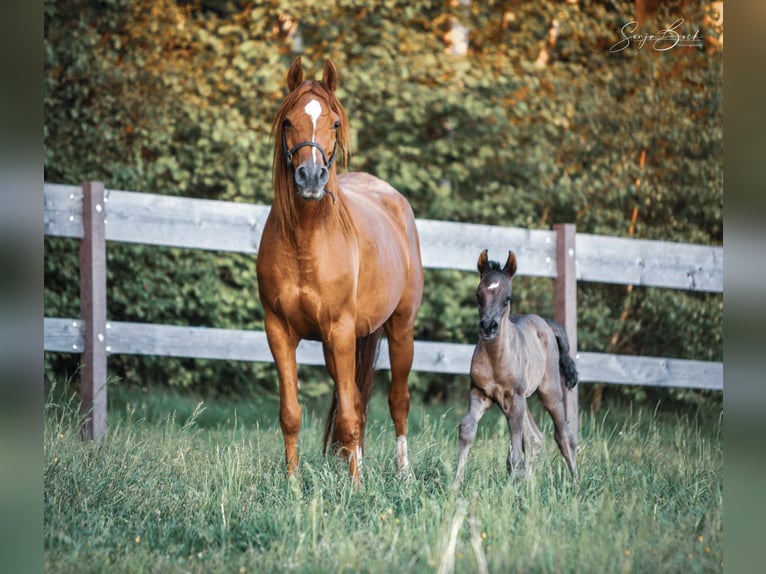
top-left (475, 249), bottom-right (517, 342)
top-left (273, 57), bottom-right (350, 203)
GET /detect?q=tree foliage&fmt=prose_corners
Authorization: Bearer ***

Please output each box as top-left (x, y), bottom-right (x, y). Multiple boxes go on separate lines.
top-left (44, 0), bottom-right (722, 404)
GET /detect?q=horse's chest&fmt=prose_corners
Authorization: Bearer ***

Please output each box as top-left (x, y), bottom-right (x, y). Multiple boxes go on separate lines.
top-left (471, 342), bottom-right (544, 399)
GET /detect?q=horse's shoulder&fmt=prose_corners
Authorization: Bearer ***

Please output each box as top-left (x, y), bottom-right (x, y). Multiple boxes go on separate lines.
top-left (511, 314), bottom-right (555, 347)
top-left (339, 172), bottom-right (414, 225)
top-left (339, 172), bottom-right (404, 201)
top-left (509, 314), bottom-right (541, 327)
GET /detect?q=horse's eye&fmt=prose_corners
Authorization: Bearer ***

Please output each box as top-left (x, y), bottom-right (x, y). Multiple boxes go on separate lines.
top-left (333, 120), bottom-right (341, 130)
top-left (283, 118), bottom-right (292, 128)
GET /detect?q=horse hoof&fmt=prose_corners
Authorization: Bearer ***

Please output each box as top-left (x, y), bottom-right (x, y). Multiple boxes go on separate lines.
top-left (396, 465), bottom-right (414, 482)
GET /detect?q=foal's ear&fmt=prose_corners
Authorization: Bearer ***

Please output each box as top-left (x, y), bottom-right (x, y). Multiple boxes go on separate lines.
top-left (503, 251), bottom-right (518, 278)
top-left (287, 56), bottom-right (304, 91)
top-left (322, 59), bottom-right (339, 93)
top-left (477, 249), bottom-right (490, 275)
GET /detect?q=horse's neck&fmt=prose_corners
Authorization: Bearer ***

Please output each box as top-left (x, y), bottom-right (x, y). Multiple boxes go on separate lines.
top-left (291, 177), bottom-right (346, 239)
top-left (485, 315), bottom-right (520, 361)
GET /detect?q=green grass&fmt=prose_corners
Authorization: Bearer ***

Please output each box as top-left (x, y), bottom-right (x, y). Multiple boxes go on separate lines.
top-left (44, 383), bottom-right (723, 573)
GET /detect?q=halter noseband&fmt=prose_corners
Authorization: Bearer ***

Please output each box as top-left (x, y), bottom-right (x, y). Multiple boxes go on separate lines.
top-left (281, 123), bottom-right (338, 175)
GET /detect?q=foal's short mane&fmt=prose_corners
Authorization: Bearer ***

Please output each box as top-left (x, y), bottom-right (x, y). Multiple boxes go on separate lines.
top-left (481, 260), bottom-right (504, 276)
top-left (271, 80), bottom-right (351, 237)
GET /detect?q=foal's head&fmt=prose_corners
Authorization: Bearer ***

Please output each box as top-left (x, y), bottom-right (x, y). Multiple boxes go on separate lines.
top-left (475, 249), bottom-right (518, 342)
top-left (272, 57), bottom-right (350, 203)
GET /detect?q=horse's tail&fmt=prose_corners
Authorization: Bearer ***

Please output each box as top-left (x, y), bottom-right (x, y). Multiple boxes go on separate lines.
top-left (547, 319), bottom-right (579, 390)
top-left (322, 328), bottom-right (383, 455)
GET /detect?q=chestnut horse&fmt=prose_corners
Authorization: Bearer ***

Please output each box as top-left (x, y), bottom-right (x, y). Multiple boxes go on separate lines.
top-left (256, 57), bottom-right (424, 484)
top-left (455, 250), bottom-right (578, 483)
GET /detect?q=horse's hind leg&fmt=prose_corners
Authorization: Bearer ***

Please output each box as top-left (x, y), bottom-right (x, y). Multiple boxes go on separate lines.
top-left (455, 385), bottom-right (493, 484)
top-left (538, 378), bottom-right (578, 480)
top-left (384, 316), bottom-right (416, 474)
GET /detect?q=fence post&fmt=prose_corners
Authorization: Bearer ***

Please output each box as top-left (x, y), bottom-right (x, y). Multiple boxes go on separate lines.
top-left (554, 223), bottom-right (578, 441)
top-left (80, 181), bottom-right (107, 441)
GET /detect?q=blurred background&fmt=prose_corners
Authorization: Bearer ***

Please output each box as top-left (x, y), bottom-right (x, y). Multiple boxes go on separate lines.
top-left (43, 0), bottom-right (723, 409)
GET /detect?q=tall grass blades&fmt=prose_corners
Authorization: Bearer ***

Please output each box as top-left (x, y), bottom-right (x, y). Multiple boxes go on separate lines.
top-left (44, 386), bottom-right (722, 573)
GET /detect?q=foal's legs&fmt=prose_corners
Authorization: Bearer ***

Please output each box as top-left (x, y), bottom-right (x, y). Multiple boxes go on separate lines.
top-left (504, 390), bottom-right (528, 479)
top-left (455, 385), bottom-right (493, 483)
top-left (537, 375), bottom-right (578, 480)
top-left (522, 405), bottom-right (543, 463)
top-left (385, 316), bottom-right (416, 474)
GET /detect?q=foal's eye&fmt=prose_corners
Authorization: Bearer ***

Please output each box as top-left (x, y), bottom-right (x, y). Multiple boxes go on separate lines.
top-left (333, 120), bottom-right (341, 130)
top-left (283, 118), bottom-right (292, 128)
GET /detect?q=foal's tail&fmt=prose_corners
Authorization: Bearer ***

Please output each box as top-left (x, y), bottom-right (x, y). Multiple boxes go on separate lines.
top-left (547, 319), bottom-right (579, 389)
top-left (322, 328), bottom-right (383, 455)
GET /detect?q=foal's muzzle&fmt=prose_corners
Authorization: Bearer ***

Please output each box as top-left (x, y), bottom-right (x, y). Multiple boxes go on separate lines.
top-left (479, 318), bottom-right (499, 342)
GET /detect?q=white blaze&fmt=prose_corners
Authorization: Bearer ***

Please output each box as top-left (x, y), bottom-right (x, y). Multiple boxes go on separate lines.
top-left (487, 281), bottom-right (501, 290)
top-left (304, 98), bottom-right (322, 162)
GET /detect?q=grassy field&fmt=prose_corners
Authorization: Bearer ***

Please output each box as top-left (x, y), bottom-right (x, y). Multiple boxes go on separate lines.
top-left (44, 383), bottom-right (722, 573)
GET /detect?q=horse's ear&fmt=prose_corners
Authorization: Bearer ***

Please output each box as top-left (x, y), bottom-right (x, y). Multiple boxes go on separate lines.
top-left (477, 249), bottom-right (490, 275)
top-left (322, 59), bottom-right (339, 92)
top-left (287, 56), bottom-right (304, 91)
top-left (503, 251), bottom-right (518, 278)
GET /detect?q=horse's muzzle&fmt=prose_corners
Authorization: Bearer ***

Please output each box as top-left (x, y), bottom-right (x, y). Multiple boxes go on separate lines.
top-left (294, 161), bottom-right (329, 200)
top-left (479, 318), bottom-right (499, 342)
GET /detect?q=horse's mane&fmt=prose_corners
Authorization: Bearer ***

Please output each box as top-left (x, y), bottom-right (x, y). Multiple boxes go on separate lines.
top-left (271, 80), bottom-right (352, 238)
top-left (481, 260), bottom-right (504, 275)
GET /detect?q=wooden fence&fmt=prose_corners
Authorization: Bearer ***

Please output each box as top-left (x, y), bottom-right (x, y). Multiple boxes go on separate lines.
top-left (43, 182), bottom-right (723, 440)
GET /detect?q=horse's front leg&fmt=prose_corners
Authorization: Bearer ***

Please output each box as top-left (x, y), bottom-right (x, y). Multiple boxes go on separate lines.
top-left (455, 384), bottom-right (493, 484)
top-left (505, 390), bottom-right (528, 480)
top-left (323, 322), bottom-right (364, 483)
top-left (264, 313), bottom-right (301, 476)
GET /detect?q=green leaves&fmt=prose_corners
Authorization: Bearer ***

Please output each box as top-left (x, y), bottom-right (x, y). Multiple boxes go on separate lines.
top-left (44, 0), bottom-right (722, 403)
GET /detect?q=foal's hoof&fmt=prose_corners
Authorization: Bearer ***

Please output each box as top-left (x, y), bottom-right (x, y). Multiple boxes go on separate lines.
top-left (507, 463), bottom-right (527, 483)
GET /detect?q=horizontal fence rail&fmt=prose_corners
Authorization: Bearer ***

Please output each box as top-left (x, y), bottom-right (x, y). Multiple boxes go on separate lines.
top-left (44, 182), bottom-right (723, 438)
top-left (44, 318), bottom-right (723, 391)
top-left (45, 184), bottom-right (723, 290)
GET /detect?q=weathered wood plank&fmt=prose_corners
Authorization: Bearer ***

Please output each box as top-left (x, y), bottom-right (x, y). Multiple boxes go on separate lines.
top-left (44, 184), bottom-right (723, 291)
top-left (43, 318), bottom-right (722, 390)
top-left (416, 219), bottom-right (557, 278)
top-left (576, 351), bottom-right (723, 391)
top-left (43, 318), bottom-right (84, 352)
top-left (44, 184), bottom-right (83, 238)
top-left (106, 321), bottom-right (326, 365)
top-left (576, 232), bottom-right (722, 292)
top-left (378, 338), bottom-right (477, 374)
top-left (105, 190), bottom-right (271, 254)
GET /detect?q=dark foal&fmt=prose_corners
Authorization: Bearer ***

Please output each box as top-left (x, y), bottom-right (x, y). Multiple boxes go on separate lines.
top-left (455, 250), bottom-right (579, 482)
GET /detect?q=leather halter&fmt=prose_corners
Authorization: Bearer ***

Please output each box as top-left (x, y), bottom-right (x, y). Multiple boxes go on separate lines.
top-left (281, 122), bottom-right (338, 174)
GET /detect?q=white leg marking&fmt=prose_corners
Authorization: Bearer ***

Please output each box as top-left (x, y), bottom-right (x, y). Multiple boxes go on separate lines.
top-left (396, 435), bottom-right (409, 470)
top-left (355, 445), bottom-right (363, 470)
top-left (304, 98), bottom-right (322, 163)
